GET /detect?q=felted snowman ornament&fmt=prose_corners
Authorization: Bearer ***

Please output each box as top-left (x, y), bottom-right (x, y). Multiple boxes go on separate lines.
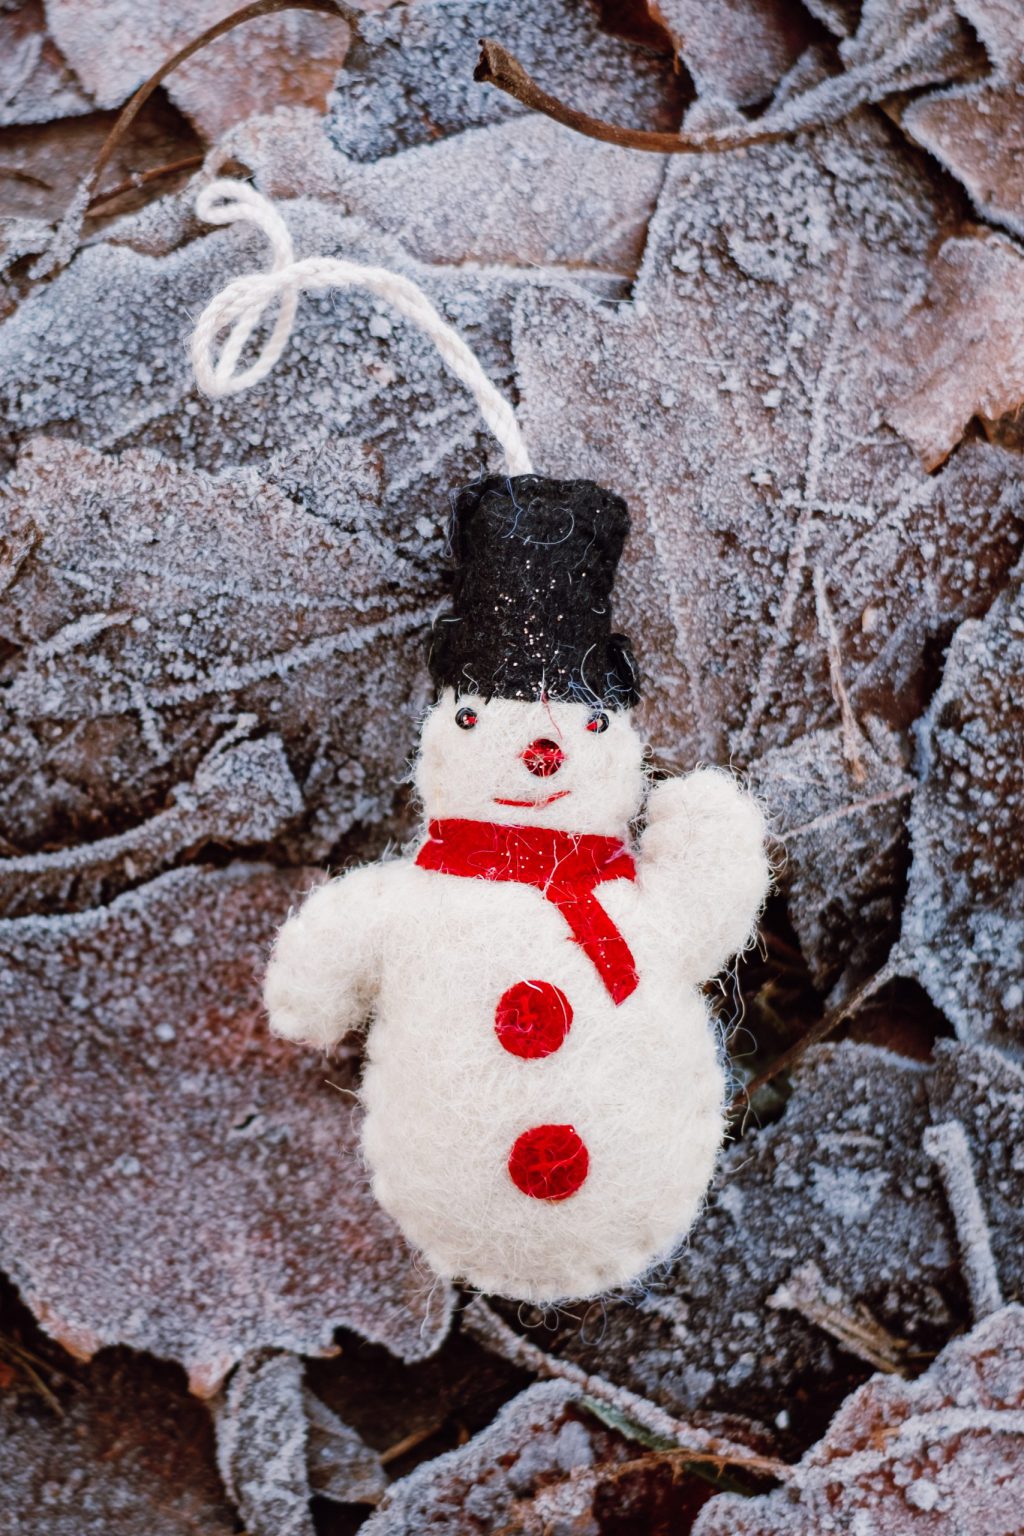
top-left (192, 183), bottom-right (770, 1303)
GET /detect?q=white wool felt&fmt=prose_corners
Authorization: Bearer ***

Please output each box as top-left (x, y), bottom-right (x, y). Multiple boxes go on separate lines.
top-left (264, 694), bottom-right (770, 1304)
top-left (416, 691), bottom-right (646, 836)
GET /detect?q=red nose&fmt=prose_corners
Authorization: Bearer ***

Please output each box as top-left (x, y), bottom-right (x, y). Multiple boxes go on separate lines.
top-left (522, 738), bottom-right (565, 777)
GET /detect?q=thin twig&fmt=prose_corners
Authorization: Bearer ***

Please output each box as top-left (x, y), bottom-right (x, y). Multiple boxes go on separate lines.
top-left (34, 0), bottom-right (355, 277)
top-left (85, 154), bottom-right (206, 216)
top-left (0, 1337), bottom-right (66, 1416)
top-left (461, 1298), bottom-right (790, 1480)
top-left (474, 39), bottom-right (800, 155)
top-left (769, 1262), bottom-right (911, 1375)
top-left (813, 564), bottom-right (867, 785)
top-left (475, 10), bottom-right (965, 156)
top-left (86, 0), bottom-right (351, 206)
top-left (379, 1421), bottom-right (445, 1465)
top-left (729, 962), bottom-right (895, 1118)
top-left (923, 1121), bottom-right (1003, 1322)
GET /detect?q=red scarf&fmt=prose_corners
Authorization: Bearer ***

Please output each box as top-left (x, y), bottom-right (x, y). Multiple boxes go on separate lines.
top-left (415, 818), bottom-right (638, 1005)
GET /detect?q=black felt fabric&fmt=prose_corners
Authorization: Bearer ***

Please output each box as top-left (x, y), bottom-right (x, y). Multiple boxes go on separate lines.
top-left (428, 474), bottom-right (641, 705)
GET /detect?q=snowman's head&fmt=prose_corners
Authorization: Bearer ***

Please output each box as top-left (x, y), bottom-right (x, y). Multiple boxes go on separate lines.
top-left (416, 688), bottom-right (646, 835)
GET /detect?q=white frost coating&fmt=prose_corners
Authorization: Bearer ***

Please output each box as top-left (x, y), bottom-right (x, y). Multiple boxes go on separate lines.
top-left (923, 1119), bottom-right (1003, 1322)
top-left (462, 1297), bottom-right (771, 1465)
top-left (693, 1303), bottom-right (1024, 1536)
top-left (190, 179), bottom-right (534, 476)
top-left (265, 690), bottom-right (769, 1302)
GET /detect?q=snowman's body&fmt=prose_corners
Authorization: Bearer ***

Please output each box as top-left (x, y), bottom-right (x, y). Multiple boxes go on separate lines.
top-left (266, 690), bottom-right (769, 1303)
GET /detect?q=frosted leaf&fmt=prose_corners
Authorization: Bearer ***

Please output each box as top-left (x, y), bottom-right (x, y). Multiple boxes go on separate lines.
top-left (897, 560), bottom-right (1024, 1048)
top-left (0, 1345), bottom-right (235, 1536)
top-left (800, 0), bottom-right (861, 37)
top-left (655, 0), bottom-right (810, 108)
top-left (216, 1353), bottom-right (315, 1536)
top-left (927, 1042), bottom-right (1024, 1304)
top-left (304, 1386), bottom-right (388, 1506)
top-left (0, 735), bottom-right (302, 918)
top-left (902, 0), bottom-right (1024, 240)
top-left (0, 0), bottom-right (92, 127)
top-left (516, 1045), bottom-right (965, 1434)
top-left (0, 863), bottom-right (453, 1391)
top-left (0, 88), bottom-right (202, 227)
top-left (692, 1304), bottom-right (1024, 1534)
top-left (218, 108), bottom-right (666, 286)
top-left (326, 0), bottom-right (685, 162)
top-left (922, 1119), bottom-right (1003, 1322)
top-left (885, 233), bottom-right (1024, 468)
top-left (44, 0), bottom-right (351, 138)
top-left (838, 0), bottom-right (983, 90)
top-left (0, 198), bottom-right (558, 531)
top-left (361, 1380), bottom-right (638, 1536)
top-left (0, 437), bottom-right (429, 865)
top-left (160, 12), bottom-right (350, 142)
top-left (0, 216), bottom-right (52, 320)
top-left (512, 116), bottom-right (1024, 766)
top-left (747, 719), bottom-right (912, 990)
top-left (215, 1352), bottom-right (386, 1533)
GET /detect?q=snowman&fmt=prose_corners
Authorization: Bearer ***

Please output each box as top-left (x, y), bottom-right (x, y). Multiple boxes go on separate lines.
top-left (265, 475), bottom-right (769, 1303)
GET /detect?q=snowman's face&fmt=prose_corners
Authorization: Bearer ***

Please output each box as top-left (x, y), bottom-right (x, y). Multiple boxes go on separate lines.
top-left (415, 688), bottom-right (646, 835)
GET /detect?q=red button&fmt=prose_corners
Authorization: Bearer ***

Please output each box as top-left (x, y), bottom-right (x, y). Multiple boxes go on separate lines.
top-left (495, 980), bottom-right (573, 1059)
top-left (508, 1123), bottom-right (589, 1201)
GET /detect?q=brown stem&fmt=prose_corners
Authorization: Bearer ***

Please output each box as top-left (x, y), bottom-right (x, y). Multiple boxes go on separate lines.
top-left (39, 0), bottom-right (355, 266)
top-left (86, 154), bottom-right (206, 216)
top-left (475, 38), bottom-right (817, 155)
top-left (90, 0), bottom-right (353, 197)
top-left (462, 1297), bottom-right (790, 1479)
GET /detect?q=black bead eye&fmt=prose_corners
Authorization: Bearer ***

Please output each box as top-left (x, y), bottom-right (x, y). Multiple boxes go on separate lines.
top-left (586, 711), bottom-right (610, 734)
top-left (456, 706), bottom-right (479, 730)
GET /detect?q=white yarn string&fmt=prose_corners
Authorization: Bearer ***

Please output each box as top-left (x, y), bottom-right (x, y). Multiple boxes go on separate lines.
top-left (190, 179), bottom-right (534, 476)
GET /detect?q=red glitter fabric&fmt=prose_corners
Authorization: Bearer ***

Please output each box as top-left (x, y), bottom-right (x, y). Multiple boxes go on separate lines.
top-left (522, 738), bottom-right (567, 777)
top-left (415, 819), bottom-right (638, 1004)
top-left (507, 1123), bottom-right (590, 1200)
top-left (495, 980), bottom-right (573, 1059)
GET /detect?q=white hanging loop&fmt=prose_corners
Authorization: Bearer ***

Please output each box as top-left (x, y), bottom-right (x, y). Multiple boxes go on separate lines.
top-left (190, 178), bottom-right (534, 477)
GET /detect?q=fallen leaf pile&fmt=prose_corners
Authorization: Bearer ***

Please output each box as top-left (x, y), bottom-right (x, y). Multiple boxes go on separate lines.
top-left (0, 0), bottom-right (1021, 1530)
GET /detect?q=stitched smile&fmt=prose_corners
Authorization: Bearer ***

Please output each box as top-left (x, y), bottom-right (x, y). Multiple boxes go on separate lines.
top-left (493, 790), bottom-right (572, 808)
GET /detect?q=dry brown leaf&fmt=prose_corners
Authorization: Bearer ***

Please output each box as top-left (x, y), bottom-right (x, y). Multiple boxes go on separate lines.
top-left (513, 118), bottom-right (1023, 770)
top-left (0, 436), bottom-right (428, 866)
top-left (0, 0), bottom-right (92, 127)
top-left (0, 862), bottom-right (452, 1392)
top-left (326, 0), bottom-right (686, 162)
top-left (902, 0), bottom-right (1024, 240)
top-left (44, 0), bottom-right (351, 139)
top-left (0, 91), bottom-right (203, 224)
top-left (0, 1343), bottom-right (236, 1535)
top-left (215, 1352), bottom-right (386, 1534)
top-left (748, 719), bottom-right (912, 991)
top-left (693, 1304), bottom-right (1024, 1533)
top-left (515, 1044), bottom-right (967, 1436)
top-left (885, 231), bottom-right (1024, 469)
top-left (360, 1379), bottom-right (714, 1536)
top-left (654, 0), bottom-right (811, 108)
top-left (896, 557), bottom-right (1024, 1049)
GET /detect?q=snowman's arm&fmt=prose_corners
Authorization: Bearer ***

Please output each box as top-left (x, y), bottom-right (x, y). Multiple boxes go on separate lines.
top-left (264, 862), bottom-right (393, 1050)
top-left (639, 769), bottom-right (770, 979)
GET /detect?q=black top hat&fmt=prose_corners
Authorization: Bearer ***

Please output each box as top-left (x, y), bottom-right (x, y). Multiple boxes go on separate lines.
top-left (427, 475), bottom-right (640, 707)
